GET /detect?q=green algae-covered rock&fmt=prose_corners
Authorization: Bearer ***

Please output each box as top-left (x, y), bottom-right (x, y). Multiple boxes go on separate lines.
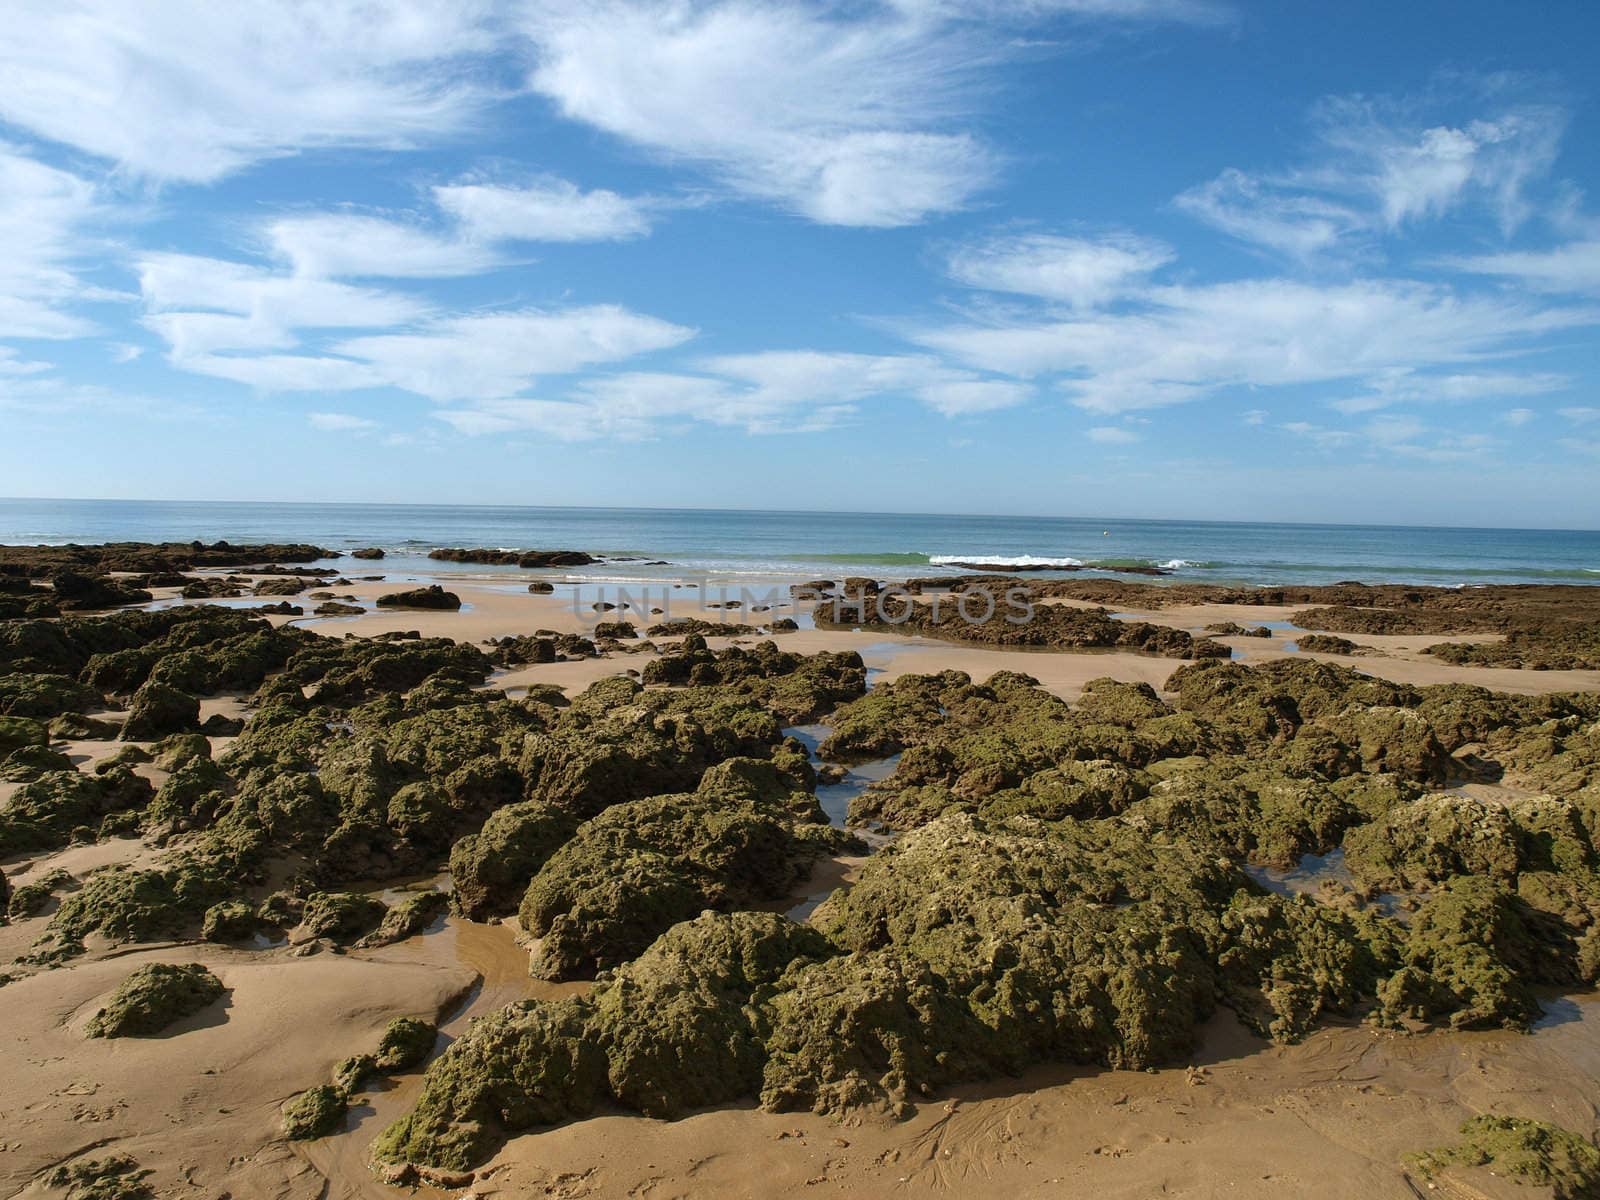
top-left (299, 891), bottom-right (387, 942)
top-left (375, 911), bottom-right (831, 1171)
top-left (375, 1016), bottom-right (438, 1071)
top-left (1127, 761), bottom-right (1362, 868)
top-left (810, 813), bottom-right (1391, 1088)
top-left (817, 671), bottom-right (973, 761)
top-left (0, 714), bottom-right (47, 756)
top-left (518, 760), bottom-right (828, 978)
top-left (590, 912), bottom-right (836, 1119)
top-left (46, 1155), bottom-right (154, 1200)
top-left (0, 742), bottom-right (75, 781)
top-left (283, 1084), bottom-right (349, 1140)
top-left (1311, 705), bottom-right (1454, 783)
top-left (0, 672), bottom-right (100, 718)
top-left (1377, 877), bottom-right (1542, 1030)
top-left (120, 680), bottom-right (200, 740)
top-left (86, 962), bottom-right (225, 1037)
top-left (1408, 1116), bottom-right (1600, 1199)
top-left (357, 891), bottom-right (448, 948)
top-left (8, 867), bottom-right (70, 918)
top-left (760, 947), bottom-right (992, 1117)
top-left (1345, 794), bottom-right (1525, 892)
top-left (48, 712), bottom-right (119, 740)
top-left (145, 756), bottom-right (230, 834)
top-left (448, 799), bottom-right (577, 920)
top-left (201, 899), bottom-right (259, 942)
top-left (0, 768), bottom-right (153, 856)
top-left (372, 998), bottom-right (605, 1171)
top-left (40, 860), bottom-right (235, 954)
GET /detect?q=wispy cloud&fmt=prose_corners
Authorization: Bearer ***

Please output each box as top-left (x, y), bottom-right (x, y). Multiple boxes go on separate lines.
top-left (0, 145), bottom-right (106, 338)
top-left (435, 350), bottom-right (1034, 438)
top-left (946, 232), bottom-right (1172, 308)
top-left (914, 276), bottom-right (1597, 415)
top-left (1444, 239), bottom-right (1600, 296)
top-left (308, 411), bottom-right (379, 432)
top-left (1176, 91), bottom-right (1567, 260)
top-left (1086, 425), bottom-right (1139, 443)
top-left (0, 1), bottom-right (503, 183)
top-left (433, 177), bottom-right (655, 242)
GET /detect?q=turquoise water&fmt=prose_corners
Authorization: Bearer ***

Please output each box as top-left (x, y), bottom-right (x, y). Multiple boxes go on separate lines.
top-left (0, 497), bottom-right (1597, 588)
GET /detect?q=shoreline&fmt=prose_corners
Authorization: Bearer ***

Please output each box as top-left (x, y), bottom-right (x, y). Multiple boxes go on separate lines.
top-left (2, 540), bottom-right (1600, 1199)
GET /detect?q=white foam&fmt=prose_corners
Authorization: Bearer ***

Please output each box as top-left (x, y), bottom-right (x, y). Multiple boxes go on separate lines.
top-left (1158, 559), bottom-right (1201, 569)
top-left (929, 554), bottom-right (1084, 568)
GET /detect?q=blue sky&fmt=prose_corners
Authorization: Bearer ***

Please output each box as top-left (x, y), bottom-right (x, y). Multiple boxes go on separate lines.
top-left (2, 1), bottom-right (1599, 527)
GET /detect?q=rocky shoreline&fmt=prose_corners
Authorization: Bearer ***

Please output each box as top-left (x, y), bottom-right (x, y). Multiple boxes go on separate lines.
top-left (1, 543), bottom-right (1599, 1197)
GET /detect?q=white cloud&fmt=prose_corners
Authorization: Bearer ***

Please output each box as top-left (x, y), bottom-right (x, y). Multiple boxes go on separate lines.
top-left (1559, 406), bottom-right (1600, 425)
top-left (1501, 407), bottom-right (1535, 426)
top-left (334, 306), bottom-right (695, 402)
top-left (308, 411), bottom-right (379, 432)
top-left (435, 349), bottom-right (1033, 437)
top-left (1241, 408), bottom-right (1267, 425)
top-left (1175, 168), bottom-right (1364, 261)
top-left (946, 233), bottom-right (1172, 307)
top-left (914, 277), bottom-right (1599, 414)
top-left (1326, 369), bottom-right (1569, 415)
top-left (915, 379), bottom-right (1033, 416)
top-left (520, 1), bottom-right (1002, 226)
top-left (434, 178), bottom-right (655, 242)
top-left (265, 214), bottom-right (503, 279)
top-left (1445, 240), bottom-right (1600, 296)
top-left (0, 1), bottom-right (501, 183)
top-left (137, 252), bottom-right (430, 362)
top-left (1177, 94), bottom-right (1567, 258)
top-left (0, 145), bottom-right (104, 338)
top-left (1086, 425), bottom-right (1138, 443)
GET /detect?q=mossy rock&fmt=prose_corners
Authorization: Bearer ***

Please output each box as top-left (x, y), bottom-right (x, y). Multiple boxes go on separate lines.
top-left (375, 1016), bottom-right (438, 1071)
top-left (48, 712), bottom-right (119, 740)
top-left (46, 1155), bottom-right (154, 1200)
top-left (283, 1083), bottom-right (349, 1139)
top-left (371, 997), bottom-right (605, 1171)
top-left (120, 680), bottom-right (200, 740)
top-left (86, 962), bottom-right (226, 1038)
top-left (518, 759), bottom-right (827, 978)
top-left (299, 891), bottom-right (387, 942)
top-left (375, 912), bottom-right (829, 1171)
top-left (1408, 1115), bottom-right (1600, 1198)
top-left (448, 799), bottom-right (577, 921)
top-left (0, 714), bottom-right (49, 755)
top-left (8, 868), bottom-right (71, 918)
top-left (356, 891), bottom-right (448, 948)
top-left (0, 672), bottom-right (100, 718)
top-left (201, 899), bottom-right (260, 942)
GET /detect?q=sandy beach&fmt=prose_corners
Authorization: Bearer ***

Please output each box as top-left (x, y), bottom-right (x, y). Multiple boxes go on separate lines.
top-left (4, 557), bottom-right (1600, 1200)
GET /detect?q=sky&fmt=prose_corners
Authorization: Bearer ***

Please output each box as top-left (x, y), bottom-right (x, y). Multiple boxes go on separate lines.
top-left (2, 0), bottom-right (1599, 527)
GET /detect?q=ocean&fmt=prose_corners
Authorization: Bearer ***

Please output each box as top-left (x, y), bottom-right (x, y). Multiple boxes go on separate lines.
top-left (1, 497), bottom-right (1597, 589)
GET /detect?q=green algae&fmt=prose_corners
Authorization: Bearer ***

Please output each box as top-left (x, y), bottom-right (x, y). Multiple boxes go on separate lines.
top-left (86, 962), bottom-right (226, 1037)
top-left (46, 1155), bottom-right (154, 1200)
top-left (1409, 1115), bottom-right (1600, 1198)
top-left (376, 1016), bottom-right (438, 1071)
top-left (283, 1083), bottom-right (349, 1139)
